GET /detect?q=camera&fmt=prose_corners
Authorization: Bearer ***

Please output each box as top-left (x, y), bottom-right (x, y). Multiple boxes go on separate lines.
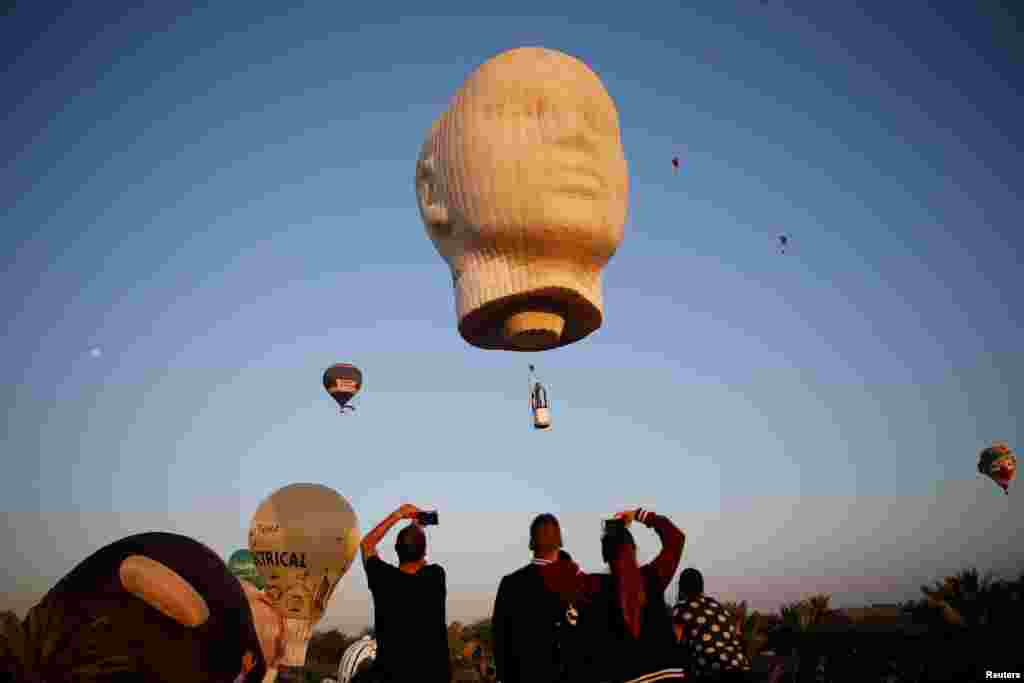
top-left (417, 510), bottom-right (439, 526)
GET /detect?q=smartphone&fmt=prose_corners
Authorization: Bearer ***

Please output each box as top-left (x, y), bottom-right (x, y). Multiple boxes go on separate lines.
top-left (602, 518), bottom-right (625, 533)
top-left (417, 510), bottom-right (439, 526)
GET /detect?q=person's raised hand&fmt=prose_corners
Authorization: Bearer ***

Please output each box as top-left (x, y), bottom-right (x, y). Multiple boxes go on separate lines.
top-left (397, 503), bottom-right (420, 520)
top-left (614, 509), bottom-right (638, 527)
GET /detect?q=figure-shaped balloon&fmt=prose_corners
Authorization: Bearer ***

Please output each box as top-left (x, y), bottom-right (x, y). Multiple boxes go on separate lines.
top-left (248, 484), bottom-right (361, 667)
top-left (228, 549), bottom-right (266, 589)
top-left (11, 532), bottom-right (267, 683)
top-left (528, 364), bottom-right (551, 430)
top-left (672, 157), bottom-right (680, 172)
top-left (323, 364), bottom-right (363, 414)
top-left (978, 442), bottom-right (1017, 495)
top-left (416, 47), bottom-right (629, 351)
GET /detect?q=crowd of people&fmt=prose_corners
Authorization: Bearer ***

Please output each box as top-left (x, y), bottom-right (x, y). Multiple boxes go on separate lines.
top-left (0, 506), bottom-right (755, 683)
top-left (357, 503), bottom-right (752, 683)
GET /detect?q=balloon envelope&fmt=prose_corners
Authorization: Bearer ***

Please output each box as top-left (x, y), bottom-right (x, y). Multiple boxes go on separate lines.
top-left (978, 442), bottom-right (1017, 494)
top-left (228, 549), bottom-right (265, 589)
top-left (416, 47), bottom-right (628, 352)
top-left (21, 532), bottom-right (267, 682)
top-left (248, 483), bottom-right (361, 667)
top-left (323, 364), bottom-right (363, 410)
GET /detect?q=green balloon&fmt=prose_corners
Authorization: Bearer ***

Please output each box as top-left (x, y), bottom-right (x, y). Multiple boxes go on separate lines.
top-left (227, 549), bottom-right (265, 589)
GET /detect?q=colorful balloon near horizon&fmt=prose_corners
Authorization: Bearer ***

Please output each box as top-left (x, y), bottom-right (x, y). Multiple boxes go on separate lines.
top-left (978, 442), bottom-right (1017, 495)
top-left (227, 549), bottom-right (265, 589)
top-left (248, 483), bottom-right (361, 667)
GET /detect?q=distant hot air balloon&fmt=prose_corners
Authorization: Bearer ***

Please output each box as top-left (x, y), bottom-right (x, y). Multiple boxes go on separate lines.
top-left (248, 484), bottom-right (361, 667)
top-left (672, 156), bottom-right (680, 172)
top-left (323, 364), bottom-right (363, 414)
top-left (978, 442), bottom-right (1017, 495)
top-left (416, 47), bottom-right (628, 352)
top-left (528, 364), bottom-right (551, 431)
top-left (778, 234), bottom-right (789, 254)
top-left (228, 548), bottom-right (265, 589)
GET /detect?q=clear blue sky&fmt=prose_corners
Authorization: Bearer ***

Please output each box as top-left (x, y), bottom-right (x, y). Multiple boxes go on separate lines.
top-left (2, 1), bottom-right (1021, 631)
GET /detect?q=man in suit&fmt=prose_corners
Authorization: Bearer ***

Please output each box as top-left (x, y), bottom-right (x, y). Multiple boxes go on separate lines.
top-left (492, 514), bottom-right (581, 683)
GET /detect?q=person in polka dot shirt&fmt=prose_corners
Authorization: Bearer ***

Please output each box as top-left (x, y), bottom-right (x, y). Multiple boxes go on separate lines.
top-left (672, 568), bottom-right (751, 681)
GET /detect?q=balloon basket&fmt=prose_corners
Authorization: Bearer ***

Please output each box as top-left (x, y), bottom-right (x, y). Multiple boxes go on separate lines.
top-left (282, 617), bottom-right (314, 667)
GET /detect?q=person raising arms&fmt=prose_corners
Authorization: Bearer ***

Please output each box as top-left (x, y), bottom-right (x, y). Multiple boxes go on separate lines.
top-left (360, 503), bottom-right (450, 683)
top-left (539, 508), bottom-right (686, 683)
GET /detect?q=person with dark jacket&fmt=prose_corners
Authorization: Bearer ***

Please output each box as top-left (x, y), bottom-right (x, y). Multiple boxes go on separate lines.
top-left (360, 503), bottom-right (451, 683)
top-left (492, 513), bottom-right (583, 683)
top-left (539, 508), bottom-right (686, 683)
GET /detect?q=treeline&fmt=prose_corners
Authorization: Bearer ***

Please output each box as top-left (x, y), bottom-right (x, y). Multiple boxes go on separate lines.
top-left (724, 568), bottom-right (1024, 681)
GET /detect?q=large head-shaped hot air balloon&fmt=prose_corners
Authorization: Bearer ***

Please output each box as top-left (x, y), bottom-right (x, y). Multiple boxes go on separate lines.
top-left (323, 364), bottom-right (363, 413)
top-left (978, 442), bottom-right (1017, 495)
top-left (248, 484), bottom-right (361, 667)
top-left (416, 47), bottom-right (629, 352)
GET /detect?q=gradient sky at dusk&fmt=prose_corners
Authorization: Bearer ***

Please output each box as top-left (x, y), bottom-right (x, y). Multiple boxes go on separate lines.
top-left (2, 1), bottom-right (1021, 632)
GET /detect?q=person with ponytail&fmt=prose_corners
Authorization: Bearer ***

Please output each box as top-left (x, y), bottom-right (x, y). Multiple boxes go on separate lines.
top-left (538, 508), bottom-right (686, 683)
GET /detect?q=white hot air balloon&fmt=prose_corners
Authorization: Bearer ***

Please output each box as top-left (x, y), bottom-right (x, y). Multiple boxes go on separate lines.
top-left (416, 46), bottom-right (629, 352)
top-left (248, 483), bottom-right (361, 668)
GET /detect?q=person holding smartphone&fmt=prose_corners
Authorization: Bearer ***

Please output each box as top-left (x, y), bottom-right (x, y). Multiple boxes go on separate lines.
top-left (538, 508), bottom-right (686, 683)
top-left (360, 503), bottom-right (450, 683)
